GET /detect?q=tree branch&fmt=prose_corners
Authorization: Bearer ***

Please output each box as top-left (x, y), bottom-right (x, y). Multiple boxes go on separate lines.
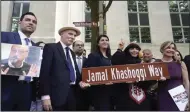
top-left (103, 0), bottom-right (113, 18)
top-left (85, 0), bottom-right (92, 8)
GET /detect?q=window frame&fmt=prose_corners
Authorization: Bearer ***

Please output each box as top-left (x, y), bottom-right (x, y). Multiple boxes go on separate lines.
top-left (128, 1), bottom-right (151, 43)
top-left (11, 1), bottom-right (30, 32)
top-left (169, 1), bottom-right (189, 43)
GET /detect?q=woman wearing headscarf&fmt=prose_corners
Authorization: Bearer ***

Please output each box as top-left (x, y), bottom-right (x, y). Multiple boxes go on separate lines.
top-left (111, 42), bottom-right (152, 111)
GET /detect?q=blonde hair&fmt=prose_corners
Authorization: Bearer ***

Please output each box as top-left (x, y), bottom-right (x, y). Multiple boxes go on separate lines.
top-left (160, 41), bottom-right (176, 53)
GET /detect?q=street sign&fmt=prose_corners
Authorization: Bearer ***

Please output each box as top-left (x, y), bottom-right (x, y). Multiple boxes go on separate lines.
top-left (73, 22), bottom-right (98, 27)
top-left (82, 62), bottom-right (170, 85)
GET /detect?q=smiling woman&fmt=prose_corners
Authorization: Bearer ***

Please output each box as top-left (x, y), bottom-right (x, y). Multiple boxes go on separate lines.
top-left (81, 34), bottom-right (113, 111)
top-left (111, 42), bottom-right (154, 111)
top-left (157, 41), bottom-right (189, 111)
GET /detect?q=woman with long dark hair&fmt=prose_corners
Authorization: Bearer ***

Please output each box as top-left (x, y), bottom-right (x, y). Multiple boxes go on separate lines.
top-left (80, 35), bottom-right (113, 111)
top-left (173, 50), bottom-right (183, 62)
top-left (111, 42), bottom-right (152, 111)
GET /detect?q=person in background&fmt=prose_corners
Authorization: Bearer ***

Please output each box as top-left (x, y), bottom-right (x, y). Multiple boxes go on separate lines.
top-left (83, 49), bottom-right (87, 58)
top-left (173, 50), bottom-right (183, 61)
top-left (72, 40), bottom-right (89, 110)
top-left (142, 49), bottom-right (156, 63)
top-left (1, 12), bottom-right (38, 111)
top-left (184, 54), bottom-right (190, 111)
top-left (111, 42), bottom-right (152, 111)
top-left (142, 49), bottom-right (158, 111)
top-left (81, 35), bottom-right (114, 111)
top-left (73, 40), bottom-right (87, 73)
top-left (157, 41), bottom-right (189, 111)
top-left (184, 55), bottom-right (190, 81)
top-left (173, 50), bottom-right (189, 111)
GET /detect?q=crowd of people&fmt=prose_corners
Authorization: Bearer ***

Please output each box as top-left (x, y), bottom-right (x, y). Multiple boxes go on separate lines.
top-left (1, 12), bottom-right (190, 111)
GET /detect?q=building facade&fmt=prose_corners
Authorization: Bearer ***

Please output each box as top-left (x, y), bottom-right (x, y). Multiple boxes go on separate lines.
top-left (1, 1), bottom-right (190, 58)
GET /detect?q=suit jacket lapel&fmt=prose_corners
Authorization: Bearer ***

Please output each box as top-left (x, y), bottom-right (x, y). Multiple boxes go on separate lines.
top-left (82, 57), bottom-right (87, 65)
top-left (15, 32), bottom-right (35, 46)
top-left (14, 32), bottom-right (22, 44)
top-left (56, 42), bottom-right (68, 68)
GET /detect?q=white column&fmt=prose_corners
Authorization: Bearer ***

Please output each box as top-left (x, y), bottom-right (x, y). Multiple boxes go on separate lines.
top-left (148, 1), bottom-right (173, 45)
top-left (106, 1), bottom-right (129, 53)
top-left (1, 1), bottom-right (13, 31)
top-left (68, 1), bottom-right (85, 42)
top-left (54, 1), bottom-right (69, 42)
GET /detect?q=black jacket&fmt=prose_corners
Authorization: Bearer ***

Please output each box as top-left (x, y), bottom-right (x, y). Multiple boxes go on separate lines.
top-left (39, 42), bottom-right (80, 106)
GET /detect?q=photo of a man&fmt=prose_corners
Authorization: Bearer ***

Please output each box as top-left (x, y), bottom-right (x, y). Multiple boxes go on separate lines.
top-left (1, 44), bottom-right (38, 76)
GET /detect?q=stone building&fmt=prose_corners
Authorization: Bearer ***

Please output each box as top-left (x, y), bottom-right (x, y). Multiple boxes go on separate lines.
top-left (1, 1), bottom-right (189, 58)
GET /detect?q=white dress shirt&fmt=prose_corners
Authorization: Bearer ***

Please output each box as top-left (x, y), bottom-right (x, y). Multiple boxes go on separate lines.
top-left (17, 30), bottom-right (33, 81)
top-left (18, 31), bottom-right (32, 46)
top-left (76, 55), bottom-right (83, 66)
top-left (76, 55), bottom-right (83, 72)
top-left (41, 41), bottom-right (77, 101)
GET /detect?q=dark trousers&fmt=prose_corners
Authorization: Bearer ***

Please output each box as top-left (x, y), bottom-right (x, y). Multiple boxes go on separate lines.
top-left (147, 93), bottom-right (158, 111)
top-left (1, 81), bottom-right (32, 111)
top-left (76, 88), bottom-right (90, 111)
top-left (89, 85), bottom-right (113, 111)
top-left (115, 92), bottom-right (151, 111)
top-left (52, 86), bottom-right (76, 111)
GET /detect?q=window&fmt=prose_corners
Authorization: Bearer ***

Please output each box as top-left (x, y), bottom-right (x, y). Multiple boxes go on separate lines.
top-left (84, 3), bottom-right (92, 42)
top-left (11, 1), bottom-right (30, 32)
top-left (169, 1), bottom-right (190, 43)
top-left (128, 1), bottom-right (151, 43)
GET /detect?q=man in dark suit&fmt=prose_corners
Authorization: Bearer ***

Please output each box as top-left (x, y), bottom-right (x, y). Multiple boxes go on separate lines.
top-left (73, 40), bottom-right (89, 110)
top-left (1, 12), bottom-right (38, 111)
top-left (39, 26), bottom-right (85, 111)
top-left (73, 40), bottom-right (87, 73)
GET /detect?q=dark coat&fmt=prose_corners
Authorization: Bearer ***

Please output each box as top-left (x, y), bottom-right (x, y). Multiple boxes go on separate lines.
top-left (39, 42), bottom-right (81, 106)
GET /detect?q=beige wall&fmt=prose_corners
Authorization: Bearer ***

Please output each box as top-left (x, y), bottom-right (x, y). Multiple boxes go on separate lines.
top-left (1, 1), bottom-right (13, 31)
top-left (107, 1), bottom-right (130, 51)
top-left (29, 1), bottom-right (56, 40)
top-left (148, 1), bottom-right (173, 45)
top-left (105, 1), bottom-right (189, 58)
top-left (54, 1), bottom-right (85, 42)
top-left (1, 1), bottom-right (189, 56)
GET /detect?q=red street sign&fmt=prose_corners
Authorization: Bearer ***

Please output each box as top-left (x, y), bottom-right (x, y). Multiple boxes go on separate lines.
top-left (73, 22), bottom-right (98, 27)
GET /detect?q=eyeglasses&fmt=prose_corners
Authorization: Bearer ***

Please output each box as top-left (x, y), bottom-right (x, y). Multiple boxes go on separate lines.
top-left (75, 44), bottom-right (84, 47)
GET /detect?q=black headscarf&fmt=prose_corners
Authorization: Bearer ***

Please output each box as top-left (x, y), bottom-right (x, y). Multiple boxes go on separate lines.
top-left (111, 43), bottom-right (142, 65)
top-left (123, 43), bottom-right (142, 64)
